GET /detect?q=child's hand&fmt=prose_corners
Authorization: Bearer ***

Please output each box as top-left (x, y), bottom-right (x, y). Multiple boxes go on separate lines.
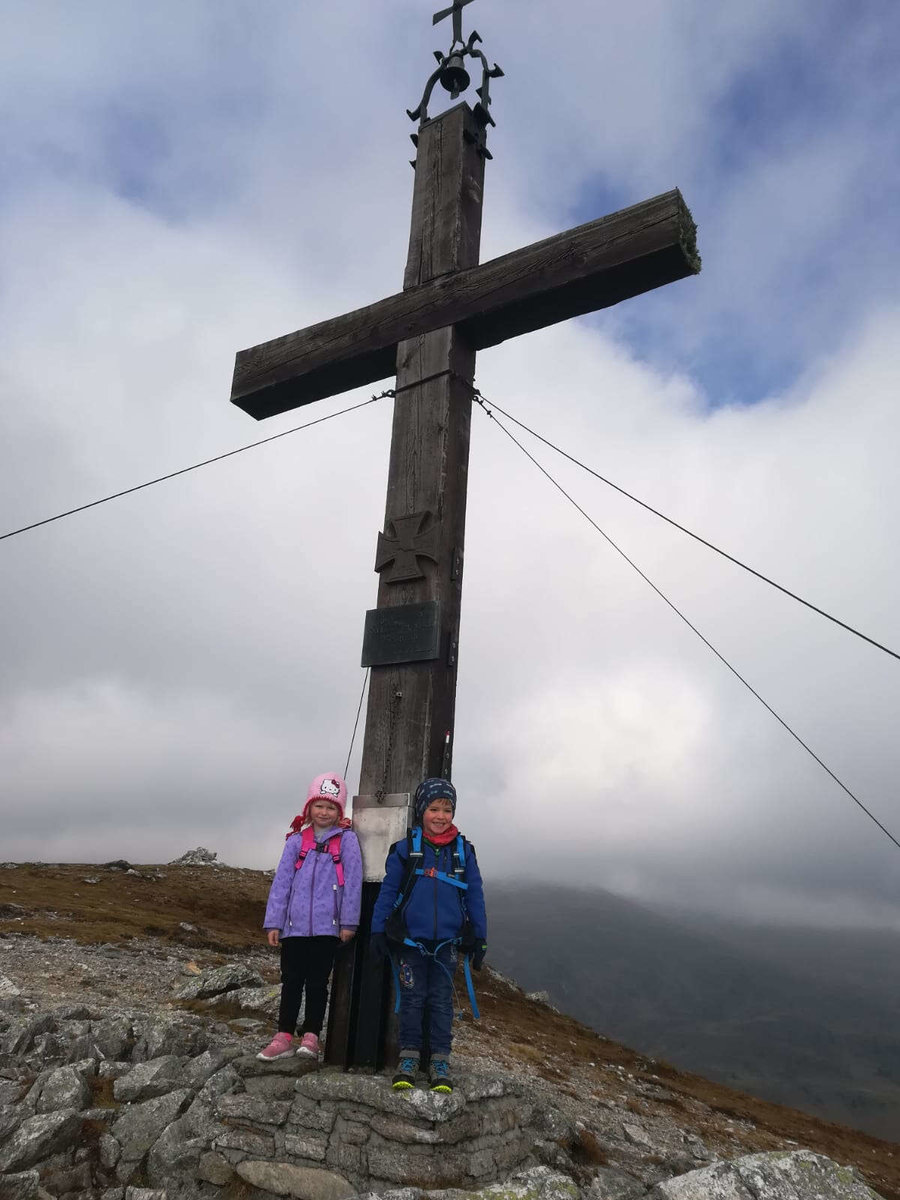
top-left (266, 929), bottom-right (280, 948)
top-left (339, 928), bottom-right (355, 943)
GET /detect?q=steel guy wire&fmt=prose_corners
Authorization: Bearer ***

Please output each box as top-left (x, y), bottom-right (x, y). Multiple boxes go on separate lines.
top-left (471, 390), bottom-right (900, 666)
top-left (0, 392), bottom-right (392, 544)
top-left (343, 668), bottom-right (370, 781)
top-left (473, 391), bottom-right (900, 855)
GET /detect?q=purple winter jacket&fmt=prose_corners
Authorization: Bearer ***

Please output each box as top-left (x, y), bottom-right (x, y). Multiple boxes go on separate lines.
top-left (263, 827), bottom-right (362, 938)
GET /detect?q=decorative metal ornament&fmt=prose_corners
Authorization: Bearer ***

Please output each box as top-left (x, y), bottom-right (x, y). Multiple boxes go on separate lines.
top-left (407, 0), bottom-right (504, 155)
top-left (374, 510), bottom-right (440, 584)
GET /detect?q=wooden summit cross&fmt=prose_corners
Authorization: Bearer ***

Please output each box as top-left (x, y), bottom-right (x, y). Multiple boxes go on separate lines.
top-left (230, 1), bottom-right (700, 1069)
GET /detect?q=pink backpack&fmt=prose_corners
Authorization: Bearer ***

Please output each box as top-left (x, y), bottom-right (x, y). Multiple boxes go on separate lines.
top-left (295, 825), bottom-right (345, 887)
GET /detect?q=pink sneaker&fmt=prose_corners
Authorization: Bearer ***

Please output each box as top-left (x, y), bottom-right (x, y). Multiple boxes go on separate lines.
top-left (296, 1032), bottom-right (320, 1058)
top-left (256, 1032), bottom-right (294, 1061)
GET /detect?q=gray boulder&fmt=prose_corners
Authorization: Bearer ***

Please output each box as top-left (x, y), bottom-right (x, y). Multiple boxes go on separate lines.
top-left (92, 1015), bottom-right (133, 1061)
top-left (0, 1103), bottom-right (21, 1139)
top-left (0, 1079), bottom-right (24, 1105)
top-left (112, 1088), bottom-right (193, 1180)
top-left (648, 1149), bottom-right (884, 1199)
top-left (113, 1056), bottom-right (185, 1102)
top-left (0, 1171), bottom-right (40, 1200)
top-left (391, 1167), bottom-right (580, 1200)
top-left (235, 1160), bottom-right (356, 1199)
top-left (586, 1167), bottom-right (648, 1199)
top-left (3, 1015), bottom-right (54, 1057)
top-left (0, 975), bottom-right (21, 999)
top-left (169, 847), bottom-right (217, 865)
top-left (0, 1108), bottom-right (82, 1173)
top-left (99, 1132), bottom-right (121, 1169)
top-left (173, 964), bottom-right (264, 1001)
top-left (220, 984), bottom-right (280, 1015)
top-left (131, 1015), bottom-right (208, 1062)
top-left (35, 1064), bottom-right (93, 1113)
top-left (145, 1115), bottom-right (212, 1188)
top-left (181, 1047), bottom-right (235, 1090)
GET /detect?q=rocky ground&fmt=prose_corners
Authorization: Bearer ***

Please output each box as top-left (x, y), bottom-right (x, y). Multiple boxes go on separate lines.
top-left (1, 859), bottom-right (898, 1200)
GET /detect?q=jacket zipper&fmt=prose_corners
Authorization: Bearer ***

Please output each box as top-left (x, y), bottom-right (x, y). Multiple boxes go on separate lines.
top-left (287, 860), bottom-right (299, 930)
top-left (308, 852), bottom-right (319, 937)
top-left (433, 846), bottom-right (440, 939)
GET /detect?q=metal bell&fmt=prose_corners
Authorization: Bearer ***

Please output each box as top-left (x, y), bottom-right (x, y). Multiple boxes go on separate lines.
top-left (439, 52), bottom-right (470, 97)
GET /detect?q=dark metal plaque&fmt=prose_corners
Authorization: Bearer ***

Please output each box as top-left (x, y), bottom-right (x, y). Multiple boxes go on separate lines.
top-left (361, 601), bottom-right (441, 667)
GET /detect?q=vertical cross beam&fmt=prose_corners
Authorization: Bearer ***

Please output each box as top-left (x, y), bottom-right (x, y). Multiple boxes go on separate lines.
top-left (325, 103), bottom-right (485, 1069)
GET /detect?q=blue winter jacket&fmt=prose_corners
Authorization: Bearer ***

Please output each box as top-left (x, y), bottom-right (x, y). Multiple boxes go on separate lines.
top-left (371, 830), bottom-right (487, 945)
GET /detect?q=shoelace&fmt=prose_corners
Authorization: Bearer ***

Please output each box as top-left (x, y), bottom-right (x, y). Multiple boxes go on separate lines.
top-left (399, 1056), bottom-right (418, 1074)
top-left (431, 1060), bottom-right (450, 1077)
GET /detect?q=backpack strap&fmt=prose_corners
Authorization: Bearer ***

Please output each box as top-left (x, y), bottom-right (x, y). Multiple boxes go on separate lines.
top-left (452, 833), bottom-right (466, 880)
top-left (407, 830), bottom-right (468, 890)
top-left (328, 833), bottom-right (345, 887)
top-left (390, 830), bottom-right (423, 917)
top-left (295, 827), bottom-right (345, 887)
top-left (295, 826), bottom-right (317, 868)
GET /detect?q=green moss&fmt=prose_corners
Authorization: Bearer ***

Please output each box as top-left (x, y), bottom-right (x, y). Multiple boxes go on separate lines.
top-left (675, 191), bottom-right (701, 274)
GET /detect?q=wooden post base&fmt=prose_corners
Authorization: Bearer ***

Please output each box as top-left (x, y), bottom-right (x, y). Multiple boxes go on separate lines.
top-left (325, 883), bottom-right (395, 1070)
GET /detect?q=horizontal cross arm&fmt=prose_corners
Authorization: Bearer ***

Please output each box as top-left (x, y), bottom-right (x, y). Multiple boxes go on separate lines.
top-left (232, 189), bottom-right (699, 420)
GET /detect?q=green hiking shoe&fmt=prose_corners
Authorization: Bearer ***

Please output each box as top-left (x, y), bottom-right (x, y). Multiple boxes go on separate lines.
top-left (429, 1056), bottom-right (453, 1093)
top-left (392, 1050), bottom-right (420, 1090)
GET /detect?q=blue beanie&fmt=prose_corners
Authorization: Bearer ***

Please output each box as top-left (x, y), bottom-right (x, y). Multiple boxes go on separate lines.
top-left (414, 777), bottom-right (457, 823)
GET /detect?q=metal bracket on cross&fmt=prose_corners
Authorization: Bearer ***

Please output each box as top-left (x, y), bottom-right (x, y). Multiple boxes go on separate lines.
top-left (353, 794), bottom-right (412, 883)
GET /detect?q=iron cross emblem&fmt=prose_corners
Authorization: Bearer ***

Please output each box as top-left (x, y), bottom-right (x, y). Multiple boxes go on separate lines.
top-left (374, 511), bottom-right (440, 584)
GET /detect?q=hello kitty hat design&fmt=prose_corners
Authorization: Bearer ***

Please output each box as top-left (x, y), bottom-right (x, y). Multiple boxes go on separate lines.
top-left (287, 773), bottom-right (350, 836)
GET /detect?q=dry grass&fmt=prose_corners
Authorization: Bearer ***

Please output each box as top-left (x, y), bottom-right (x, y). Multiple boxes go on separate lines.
top-left (0, 862), bottom-right (269, 950)
top-left (89, 1075), bottom-right (119, 1109)
top-left (571, 1126), bottom-right (610, 1166)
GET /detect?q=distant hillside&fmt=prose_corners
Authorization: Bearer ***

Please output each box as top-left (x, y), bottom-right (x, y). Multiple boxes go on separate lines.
top-left (487, 881), bottom-right (900, 1141)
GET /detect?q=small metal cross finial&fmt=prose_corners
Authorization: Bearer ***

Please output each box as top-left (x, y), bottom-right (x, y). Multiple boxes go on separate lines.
top-left (433, 0), bottom-right (475, 46)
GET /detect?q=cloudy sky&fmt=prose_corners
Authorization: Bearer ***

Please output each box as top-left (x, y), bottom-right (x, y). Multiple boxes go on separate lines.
top-left (2, 1), bottom-right (899, 928)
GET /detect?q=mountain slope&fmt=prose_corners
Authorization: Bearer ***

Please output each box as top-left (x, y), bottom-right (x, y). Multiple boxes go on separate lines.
top-left (487, 881), bottom-right (900, 1140)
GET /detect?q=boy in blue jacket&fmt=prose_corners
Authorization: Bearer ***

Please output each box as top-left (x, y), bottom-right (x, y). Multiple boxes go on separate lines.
top-left (371, 777), bottom-right (486, 1093)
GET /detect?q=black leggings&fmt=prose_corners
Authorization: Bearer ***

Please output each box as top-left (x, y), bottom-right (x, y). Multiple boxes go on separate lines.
top-left (278, 935), bottom-right (339, 1036)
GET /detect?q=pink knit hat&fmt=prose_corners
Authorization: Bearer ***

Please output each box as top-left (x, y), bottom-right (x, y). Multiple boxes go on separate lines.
top-left (287, 773), bottom-right (350, 836)
top-left (306, 772), bottom-right (347, 815)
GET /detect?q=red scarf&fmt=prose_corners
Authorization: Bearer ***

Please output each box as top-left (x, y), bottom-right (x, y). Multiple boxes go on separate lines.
top-left (423, 823), bottom-right (460, 846)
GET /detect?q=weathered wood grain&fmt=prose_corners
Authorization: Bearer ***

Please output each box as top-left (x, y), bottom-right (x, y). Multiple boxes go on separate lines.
top-left (232, 188), bottom-right (699, 419)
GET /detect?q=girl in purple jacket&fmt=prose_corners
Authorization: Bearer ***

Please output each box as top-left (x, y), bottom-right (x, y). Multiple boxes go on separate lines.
top-left (257, 773), bottom-right (362, 1061)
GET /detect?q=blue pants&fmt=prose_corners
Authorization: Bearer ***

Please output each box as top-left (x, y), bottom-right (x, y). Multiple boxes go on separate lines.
top-left (397, 942), bottom-right (457, 1057)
